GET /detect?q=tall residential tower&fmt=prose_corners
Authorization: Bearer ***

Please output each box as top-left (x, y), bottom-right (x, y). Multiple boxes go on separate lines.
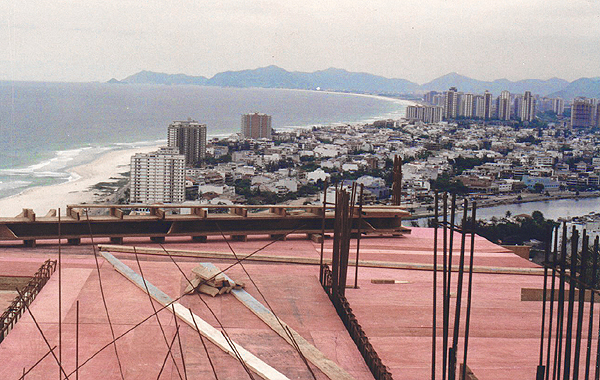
top-left (242, 113), bottom-right (272, 139)
top-left (130, 147), bottom-right (186, 204)
top-left (167, 119), bottom-right (207, 166)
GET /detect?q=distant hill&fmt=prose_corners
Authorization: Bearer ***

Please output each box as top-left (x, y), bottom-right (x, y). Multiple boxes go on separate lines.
top-left (114, 66), bottom-right (419, 94)
top-left (421, 72), bottom-right (569, 96)
top-left (119, 70), bottom-right (208, 85)
top-left (207, 65), bottom-right (311, 89)
top-left (111, 67), bottom-right (598, 99)
top-left (549, 77), bottom-right (600, 99)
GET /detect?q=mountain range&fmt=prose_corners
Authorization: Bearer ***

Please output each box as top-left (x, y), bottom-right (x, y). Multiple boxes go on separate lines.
top-left (109, 66), bottom-right (600, 100)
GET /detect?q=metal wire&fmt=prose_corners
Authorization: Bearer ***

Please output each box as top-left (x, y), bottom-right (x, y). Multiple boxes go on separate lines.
top-left (84, 209), bottom-right (125, 380)
top-left (132, 246), bottom-right (185, 380)
top-left (212, 223), bottom-right (318, 380)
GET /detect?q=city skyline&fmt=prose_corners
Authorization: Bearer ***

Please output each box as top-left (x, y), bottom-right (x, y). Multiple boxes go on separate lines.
top-left (0, 0), bottom-right (598, 84)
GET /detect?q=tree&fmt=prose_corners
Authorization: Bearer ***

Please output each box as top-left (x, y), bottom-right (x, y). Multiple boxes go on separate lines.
top-left (533, 183), bottom-right (545, 194)
top-left (505, 211), bottom-right (512, 218)
top-left (531, 210), bottom-right (544, 223)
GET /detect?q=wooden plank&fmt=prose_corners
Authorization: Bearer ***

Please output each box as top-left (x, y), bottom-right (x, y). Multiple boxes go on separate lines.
top-left (110, 207), bottom-right (124, 219)
top-left (98, 244), bottom-right (545, 276)
top-left (521, 288), bottom-right (600, 302)
top-left (99, 251), bottom-right (290, 380)
top-left (370, 279), bottom-right (409, 284)
top-left (194, 263), bottom-right (355, 380)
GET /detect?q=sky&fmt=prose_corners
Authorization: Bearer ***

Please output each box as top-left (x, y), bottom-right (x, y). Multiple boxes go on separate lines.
top-left (0, 0), bottom-right (599, 84)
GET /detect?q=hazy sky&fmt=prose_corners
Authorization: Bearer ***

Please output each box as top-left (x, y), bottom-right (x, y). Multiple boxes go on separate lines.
top-left (1, 0), bottom-right (599, 84)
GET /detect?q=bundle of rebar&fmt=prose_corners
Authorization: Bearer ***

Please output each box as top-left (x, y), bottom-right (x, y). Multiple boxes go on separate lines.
top-left (431, 193), bottom-right (477, 380)
top-left (536, 224), bottom-right (600, 380)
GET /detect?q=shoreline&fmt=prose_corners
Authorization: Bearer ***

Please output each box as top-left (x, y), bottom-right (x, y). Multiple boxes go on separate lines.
top-left (0, 89), bottom-right (411, 216)
top-left (0, 145), bottom-right (160, 217)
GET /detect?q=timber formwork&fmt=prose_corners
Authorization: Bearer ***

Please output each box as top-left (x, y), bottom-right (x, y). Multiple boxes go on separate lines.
top-left (0, 204), bottom-right (410, 245)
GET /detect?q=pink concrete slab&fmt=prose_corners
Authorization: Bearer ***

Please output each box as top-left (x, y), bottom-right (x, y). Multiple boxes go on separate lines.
top-left (0, 248), bottom-right (374, 379)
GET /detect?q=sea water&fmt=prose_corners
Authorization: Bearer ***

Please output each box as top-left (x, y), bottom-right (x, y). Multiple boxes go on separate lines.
top-left (0, 81), bottom-right (410, 199)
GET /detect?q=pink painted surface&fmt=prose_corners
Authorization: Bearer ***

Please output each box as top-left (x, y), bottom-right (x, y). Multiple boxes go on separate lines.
top-left (0, 250), bottom-right (373, 379)
top-left (0, 228), bottom-right (581, 379)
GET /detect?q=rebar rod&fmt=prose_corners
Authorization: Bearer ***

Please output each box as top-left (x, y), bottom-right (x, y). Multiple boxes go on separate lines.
top-left (554, 223), bottom-right (568, 380)
top-left (563, 227), bottom-right (579, 380)
top-left (76, 300), bottom-right (79, 380)
top-left (461, 202), bottom-right (476, 380)
top-left (442, 193), bottom-right (449, 380)
top-left (573, 232), bottom-right (589, 379)
top-left (319, 179), bottom-right (328, 284)
top-left (546, 226), bottom-right (559, 380)
top-left (449, 200), bottom-right (468, 380)
top-left (58, 209), bottom-right (62, 380)
top-left (584, 236), bottom-right (599, 380)
top-left (538, 225), bottom-right (552, 378)
top-left (354, 184), bottom-right (364, 289)
top-left (445, 193), bottom-right (457, 379)
top-left (432, 192), bottom-right (439, 380)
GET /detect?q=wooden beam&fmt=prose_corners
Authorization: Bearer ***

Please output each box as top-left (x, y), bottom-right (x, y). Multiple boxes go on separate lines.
top-left (98, 244), bottom-right (546, 276)
top-left (521, 288), bottom-right (600, 302)
top-left (22, 209), bottom-right (35, 222)
top-left (196, 263), bottom-right (355, 380)
top-left (230, 207), bottom-right (248, 217)
top-left (99, 251), bottom-right (290, 380)
top-left (110, 207), bottom-right (124, 219)
top-left (192, 208), bottom-right (207, 218)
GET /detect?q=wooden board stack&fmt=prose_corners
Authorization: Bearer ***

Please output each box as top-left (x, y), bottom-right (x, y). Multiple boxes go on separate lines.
top-left (184, 264), bottom-right (245, 297)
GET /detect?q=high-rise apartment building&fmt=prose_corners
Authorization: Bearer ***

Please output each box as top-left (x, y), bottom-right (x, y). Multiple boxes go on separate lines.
top-left (459, 93), bottom-right (474, 118)
top-left (483, 91), bottom-right (493, 120)
top-left (406, 105), bottom-right (443, 123)
top-left (473, 95), bottom-right (485, 118)
top-left (167, 119), bottom-right (207, 166)
top-left (496, 91), bottom-right (511, 121)
top-left (130, 147), bottom-right (186, 204)
top-left (242, 113), bottom-right (272, 139)
top-left (520, 91), bottom-right (536, 122)
top-left (571, 98), bottom-right (596, 128)
top-left (552, 98), bottom-right (565, 115)
top-left (423, 91), bottom-right (439, 104)
top-left (514, 96), bottom-right (523, 120)
top-left (443, 87), bottom-right (459, 119)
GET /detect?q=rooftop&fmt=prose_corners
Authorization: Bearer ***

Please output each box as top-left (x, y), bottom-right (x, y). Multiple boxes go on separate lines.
top-left (0, 228), bottom-right (562, 379)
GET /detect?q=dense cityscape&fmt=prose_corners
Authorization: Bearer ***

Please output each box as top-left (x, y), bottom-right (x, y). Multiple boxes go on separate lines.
top-left (127, 90), bottom-right (600, 220)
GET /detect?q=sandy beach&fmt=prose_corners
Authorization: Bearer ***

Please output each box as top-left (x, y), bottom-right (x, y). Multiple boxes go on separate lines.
top-left (0, 145), bottom-right (160, 217)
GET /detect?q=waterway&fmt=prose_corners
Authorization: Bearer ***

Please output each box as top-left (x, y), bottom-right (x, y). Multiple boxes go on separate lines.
top-left (409, 196), bottom-right (600, 227)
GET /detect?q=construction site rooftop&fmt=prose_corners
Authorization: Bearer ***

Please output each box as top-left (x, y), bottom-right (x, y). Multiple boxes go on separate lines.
top-left (0, 228), bottom-right (557, 380)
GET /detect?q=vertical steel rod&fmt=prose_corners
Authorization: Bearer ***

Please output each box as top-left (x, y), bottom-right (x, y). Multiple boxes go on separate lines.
top-left (76, 300), bottom-right (79, 380)
top-left (584, 236), bottom-right (598, 380)
top-left (554, 223), bottom-right (568, 380)
top-left (546, 226), bottom-right (559, 380)
top-left (595, 236), bottom-right (600, 380)
top-left (442, 193), bottom-right (449, 380)
top-left (563, 227), bottom-right (579, 380)
top-left (574, 232), bottom-right (589, 379)
top-left (538, 225), bottom-right (552, 378)
top-left (449, 199), bottom-right (468, 380)
top-left (331, 190), bottom-right (341, 295)
top-left (319, 179), bottom-right (328, 284)
top-left (432, 192), bottom-right (439, 380)
top-left (353, 184), bottom-right (364, 289)
top-left (461, 203), bottom-right (476, 380)
top-left (58, 208), bottom-right (62, 380)
top-left (445, 193), bottom-right (457, 380)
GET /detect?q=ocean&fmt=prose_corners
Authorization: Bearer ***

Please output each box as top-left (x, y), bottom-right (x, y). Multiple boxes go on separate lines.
top-left (0, 81), bottom-right (410, 199)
